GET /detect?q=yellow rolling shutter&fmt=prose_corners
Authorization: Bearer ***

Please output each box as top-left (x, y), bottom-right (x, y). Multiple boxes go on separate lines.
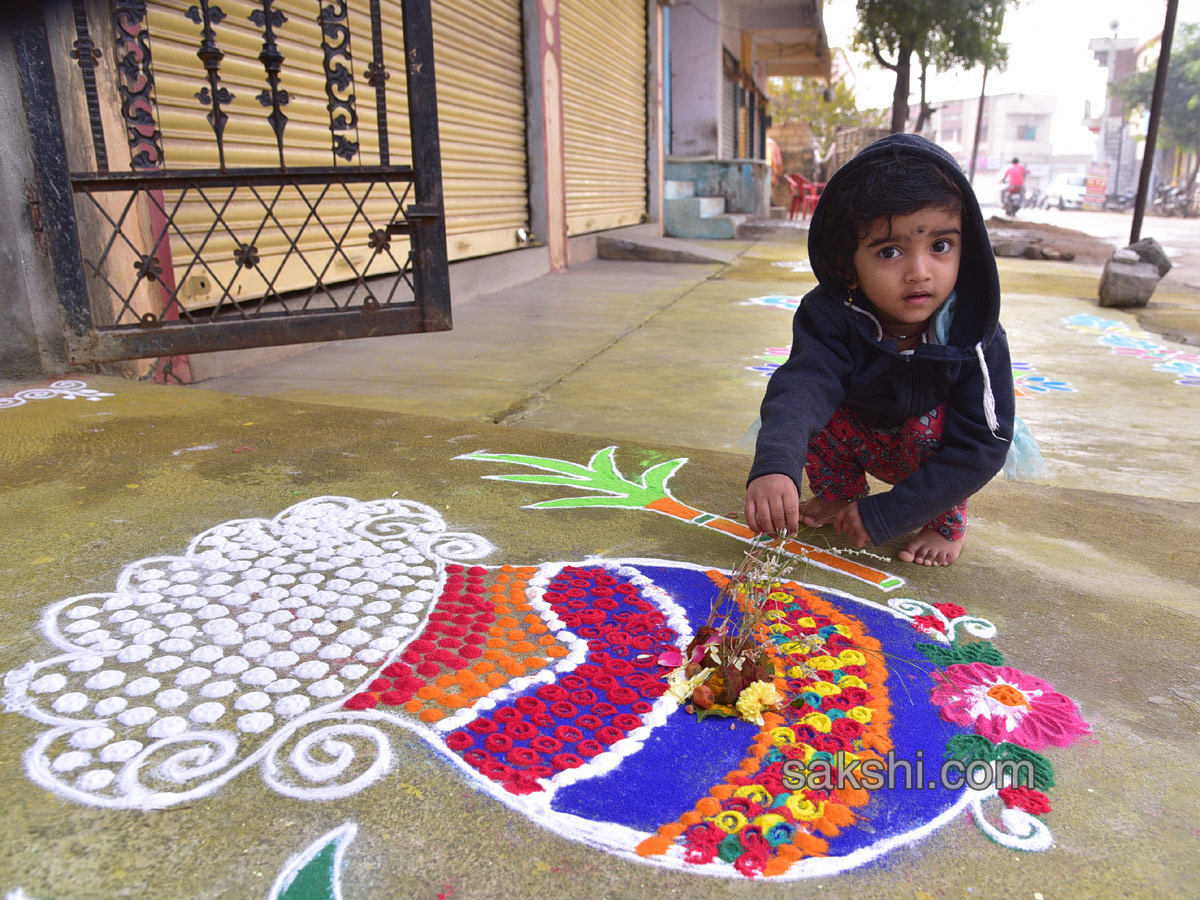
top-left (146, 0), bottom-right (526, 308)
top-left (433, 0), bottom-right (528, 259)
top-left (560, 0), bottom-right (646, 235)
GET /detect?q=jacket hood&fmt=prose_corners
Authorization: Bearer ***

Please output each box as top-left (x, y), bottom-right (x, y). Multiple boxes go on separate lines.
top-left (807, 134), bottom-right (1002, 347)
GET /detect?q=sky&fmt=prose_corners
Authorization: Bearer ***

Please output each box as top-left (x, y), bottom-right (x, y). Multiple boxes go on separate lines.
top-left (821, 0), bottom-right (1200, 155)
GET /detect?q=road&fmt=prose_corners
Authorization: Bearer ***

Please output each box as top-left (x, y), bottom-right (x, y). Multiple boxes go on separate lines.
top-left (1001, 203), bottom-right (1200, 290)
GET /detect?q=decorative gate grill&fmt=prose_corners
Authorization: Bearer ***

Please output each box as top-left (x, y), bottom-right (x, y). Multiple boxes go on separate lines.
top-left (12, 0), bottom-right (451, 365)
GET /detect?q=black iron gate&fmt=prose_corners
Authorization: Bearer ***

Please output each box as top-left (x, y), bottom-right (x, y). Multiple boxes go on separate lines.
top-left (11, 0), bottom-right (451, 365)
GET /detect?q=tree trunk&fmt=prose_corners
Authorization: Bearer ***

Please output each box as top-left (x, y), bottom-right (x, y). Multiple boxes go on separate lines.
top-left (889, 41), bottom-right (913, 134)
top-left (914, 57), bottom-right (933, 133)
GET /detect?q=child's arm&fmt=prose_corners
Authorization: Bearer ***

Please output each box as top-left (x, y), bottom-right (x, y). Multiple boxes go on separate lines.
top-left (745, 473), bottom-right (800, 534)
top-left (746, 294), bottom-right (854, 533)
top-left (856, 330), bottom-right (1016, 545)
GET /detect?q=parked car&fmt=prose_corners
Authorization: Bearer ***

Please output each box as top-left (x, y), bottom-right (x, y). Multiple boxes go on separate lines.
top-left (1043, 173), bottom-right (1088, 209)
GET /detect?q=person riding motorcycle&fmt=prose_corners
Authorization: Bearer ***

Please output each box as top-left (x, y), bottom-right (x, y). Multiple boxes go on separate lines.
top-left (1000, 157), bottom-right (1027, 216)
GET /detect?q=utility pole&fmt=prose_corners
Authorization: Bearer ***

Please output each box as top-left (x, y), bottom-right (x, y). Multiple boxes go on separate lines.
top-left (968, 67), bottom-right (988, 184)
top-left (1131, 0), bottom-right (1180, 243)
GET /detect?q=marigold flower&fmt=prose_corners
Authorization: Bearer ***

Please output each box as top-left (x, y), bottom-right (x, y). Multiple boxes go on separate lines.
top-left (735, 681), bottom-right (782, 726)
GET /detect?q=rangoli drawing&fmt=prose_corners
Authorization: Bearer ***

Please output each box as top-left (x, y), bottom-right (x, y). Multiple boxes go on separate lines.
top-left (4, 485), bottom-right (1089, 880)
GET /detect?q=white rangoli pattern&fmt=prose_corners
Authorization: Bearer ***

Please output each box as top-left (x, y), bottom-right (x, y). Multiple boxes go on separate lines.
top-left (3, 496), bottom-right (493, 808)
top-left (0, 380), bottom-right (113, 409)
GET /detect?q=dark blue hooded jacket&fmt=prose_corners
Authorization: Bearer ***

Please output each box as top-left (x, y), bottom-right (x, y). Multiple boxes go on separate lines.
top-left (748, 134), bottom-right (1015, 545)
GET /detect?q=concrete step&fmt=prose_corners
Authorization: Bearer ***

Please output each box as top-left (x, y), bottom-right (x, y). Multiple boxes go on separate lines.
top-left (664, 195), bottom-right (726, 218)
top-left (597, 233), bottom-right (737, 264)
top-left (663, 201), bottom-right (748, 239)
top-left (662, 195), bottom-right (729, 242)
top-left (664, 179), bottom-right (696, 200)
top-left (735, 217), bottom-right (811, 240)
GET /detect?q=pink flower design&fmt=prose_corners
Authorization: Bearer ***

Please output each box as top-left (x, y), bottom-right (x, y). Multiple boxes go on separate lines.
top-left (929, 662), bottom-right (1090, 751)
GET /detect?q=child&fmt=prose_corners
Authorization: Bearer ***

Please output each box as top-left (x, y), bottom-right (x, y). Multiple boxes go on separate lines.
top-left (744, 134), bottom-right (1014, 566)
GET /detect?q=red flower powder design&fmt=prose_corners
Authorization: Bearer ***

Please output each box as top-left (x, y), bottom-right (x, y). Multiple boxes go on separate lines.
top-left (998, 785), bottom-right (1052, 815)
top-left (911, 614), bottom-right (947, 634)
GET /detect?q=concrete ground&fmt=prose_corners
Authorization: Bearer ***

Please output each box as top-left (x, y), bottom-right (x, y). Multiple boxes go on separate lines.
top-left (2, 220), bottom-right (1199, 899)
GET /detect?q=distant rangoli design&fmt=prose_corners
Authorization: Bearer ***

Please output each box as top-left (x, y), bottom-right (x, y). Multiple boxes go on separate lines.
top-left (1011, 362), bottom-right (1073, 398)
top-left (1065, 314), bottom-right (1200, 386)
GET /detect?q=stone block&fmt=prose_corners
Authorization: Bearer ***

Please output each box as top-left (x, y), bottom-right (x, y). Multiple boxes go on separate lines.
top-left (1098, 257), bottom-right (1161, 308)
top-left (1126, 237), bottom-right (1173, 276)
top-left (992, 240), bottom-right (1030, 258)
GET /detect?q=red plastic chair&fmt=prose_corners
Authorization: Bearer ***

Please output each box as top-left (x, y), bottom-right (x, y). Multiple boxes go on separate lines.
top-left (786, 173), bottom-right (826, 220)
top-left (796, 174), bottom-right (825, 220)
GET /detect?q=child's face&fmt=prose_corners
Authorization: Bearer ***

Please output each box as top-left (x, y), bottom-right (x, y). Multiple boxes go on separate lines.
top-left (850, 207), bottom-right (961, 335)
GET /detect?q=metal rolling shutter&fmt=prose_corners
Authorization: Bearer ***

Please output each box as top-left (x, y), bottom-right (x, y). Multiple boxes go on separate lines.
top-left (720, 73), bottom-right (735, 159)
top-left (147, 0), bottom-right (526, 308)
top-left (559, 0), bottom-right (647, 235)
top-left (737, 92), bottom-right (748, 159)
top-left (434, 0), bottom-right (528, 260)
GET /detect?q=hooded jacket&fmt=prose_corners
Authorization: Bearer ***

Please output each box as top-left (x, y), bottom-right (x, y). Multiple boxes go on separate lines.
top-left (748, 134), bottom-right (1015, 545)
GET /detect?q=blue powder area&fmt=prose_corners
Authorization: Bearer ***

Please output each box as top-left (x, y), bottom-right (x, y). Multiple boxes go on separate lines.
top-left (551, 564), bottom-right (756, 829)
top-left (551, 562), bottom-right (970, 855)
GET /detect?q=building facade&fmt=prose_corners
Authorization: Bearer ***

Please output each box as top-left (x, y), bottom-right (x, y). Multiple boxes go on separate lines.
top-left (1, 0), bottom-right (826, 381)
top-left (917, 93), bottom-right (1059, 186)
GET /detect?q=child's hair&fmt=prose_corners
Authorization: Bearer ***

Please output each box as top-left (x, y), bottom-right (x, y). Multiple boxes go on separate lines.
top-left (820, 152), bottom-right (964, 287)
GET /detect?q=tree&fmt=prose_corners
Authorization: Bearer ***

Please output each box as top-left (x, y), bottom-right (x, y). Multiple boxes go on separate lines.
top-left (768, 76), bottom-right (887, 148)
top-left (852, 0), bottom-right (1013, 134)
top-left (1118, 23), bottom-right (1200, 199)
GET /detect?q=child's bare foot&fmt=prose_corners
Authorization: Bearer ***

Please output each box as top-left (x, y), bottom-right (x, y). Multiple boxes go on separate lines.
top-left (898, 528), bottom-right (963, 566)
top-left (801, 498), bottom-right (850, 528)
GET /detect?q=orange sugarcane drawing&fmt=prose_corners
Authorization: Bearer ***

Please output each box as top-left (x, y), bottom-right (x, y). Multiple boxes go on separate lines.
top-left (457, 447), bottom-right (904, 591)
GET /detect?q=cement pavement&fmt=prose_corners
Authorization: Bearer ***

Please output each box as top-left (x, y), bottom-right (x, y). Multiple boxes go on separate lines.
top-left (2, 230), bottom-right (1199, 899)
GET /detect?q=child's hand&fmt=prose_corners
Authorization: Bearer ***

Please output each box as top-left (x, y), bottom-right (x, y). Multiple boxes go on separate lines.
top-left (832, 501), bottom-right (870, 548)
top-left (744, 474), bottom-right (800, 535)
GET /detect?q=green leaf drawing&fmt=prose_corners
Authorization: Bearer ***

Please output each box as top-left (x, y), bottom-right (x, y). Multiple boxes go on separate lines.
top-left (459, 445), bottom-right (905, 592)
top-left (457, 446), bottom-right (687, 509)
top-left (271, 823), bottom-right (357, 900)
top-left (943, 734), bottom-right (1055, 791)
top-left (915, 640), bottom-right (1005, 668)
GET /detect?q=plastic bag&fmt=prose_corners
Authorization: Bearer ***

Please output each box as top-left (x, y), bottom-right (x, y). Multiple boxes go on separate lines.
top-left (1003, 415), bottom-right (1047, 481)
top-left (738, 416), bottom-right (762, 453)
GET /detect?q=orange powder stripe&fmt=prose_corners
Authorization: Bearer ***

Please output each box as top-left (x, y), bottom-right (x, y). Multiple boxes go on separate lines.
top-left (402, 565), bottom-right (568, 720)
top-left (645, 493), bottom-right (896, 588)
top-left (782, 541), bottom-right (892, 587)
top-left (703, 518), bottom-right (759, 540)
top-left (645, 496), bottom-right (706, 520)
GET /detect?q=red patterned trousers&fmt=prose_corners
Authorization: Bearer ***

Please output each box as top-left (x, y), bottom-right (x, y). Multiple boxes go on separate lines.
top-left (804, 404), bottom-right (967, 541)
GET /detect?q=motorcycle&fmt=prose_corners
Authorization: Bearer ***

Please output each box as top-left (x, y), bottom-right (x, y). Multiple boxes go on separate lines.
top-left (1152, 183), bottom-right (1188, 217)
top-left (1001, 185), bottom-right (1024, 218)
top-left (1103, 190), bottom-right (1136, 212)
